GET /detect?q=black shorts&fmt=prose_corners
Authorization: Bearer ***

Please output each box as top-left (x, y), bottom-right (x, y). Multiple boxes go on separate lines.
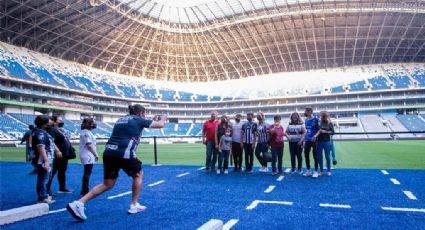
top-left (103, 155), bottom-right (142, 180)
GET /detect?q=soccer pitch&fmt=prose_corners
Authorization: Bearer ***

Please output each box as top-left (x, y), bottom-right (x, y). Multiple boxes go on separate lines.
top-left (1, 140), bottom-right (425, 169)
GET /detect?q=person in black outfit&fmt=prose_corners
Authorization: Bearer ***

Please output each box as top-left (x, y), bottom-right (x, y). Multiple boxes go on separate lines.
top-left (46, 115), bottom-right (73, 194)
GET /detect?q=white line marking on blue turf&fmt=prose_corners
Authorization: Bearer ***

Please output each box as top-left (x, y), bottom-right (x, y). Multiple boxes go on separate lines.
top-left (197, 167), bottom-right (206, 171)
top-left (107, 191), bottom-right (132, 199)
top-left (148, 180), bottom-right (165, 187)
top-left (382, 207), bottom-right (425, 213)
top-left (223, 219), bottom-right (239, 230)
top-left (276, 176), bottom-right (284, 181)
top-left (177, 172), bottom-right (190, 178)
top-left (246, 200), bottom-right (293, 210)
top-left (403, 191), bottom-right (418, 200)
top-left (381, 170), bottom-right (389, 175)
top-left (264, 185), bottom-right (276, 193)
top-left (319, 203), bottom-right (352, 209)
top-left (48, 208), bottom-right (66, 214)
top-left (390, 178), bottom-right (400, 185)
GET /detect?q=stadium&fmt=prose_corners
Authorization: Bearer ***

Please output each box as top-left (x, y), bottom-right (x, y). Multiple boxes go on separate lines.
top-left (0, 0), bottom-right (424, 229)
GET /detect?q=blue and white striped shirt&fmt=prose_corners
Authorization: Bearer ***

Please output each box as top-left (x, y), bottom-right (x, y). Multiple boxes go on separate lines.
top-left (242, 122), bottom-right (257, 144)
top-left (256, 122), bottom-right (269, 144)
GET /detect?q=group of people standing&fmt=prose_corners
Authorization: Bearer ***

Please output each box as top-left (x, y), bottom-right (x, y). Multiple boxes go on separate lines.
top-left (202, 108), bottom-right (337, 178)
top-left (21, 115), bottom-right (99, 204)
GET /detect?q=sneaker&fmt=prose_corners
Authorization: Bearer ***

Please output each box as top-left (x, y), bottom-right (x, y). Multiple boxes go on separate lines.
top-left (216, 169), bottom-right (221, 174)
top-left (264, 167), bottom-right (269, 172)
top-left (67, 201), bottom-right (87, 221)
top-left (38, 197), bottom-right (56, 204)
top-left (298, 170), bottom-right (303, 175)
top-left (128, 203), bottom-right (147, 214)
top-left (271, 171), bottom-right (277, 175)
top-left (259, 167), bottom-right (266, 172)
top-left (327, 172), bottom-right (332, 176)
top-left (224, 170), bottom-right (229, 174)
top-left (312, 171), bottom-right (319, 178)
top-left (303, 170), bottom-right (312, 177)
top-left (333, 160), bottom-right (338, 165)
top-left (290, 169), bottom-right (296, 174)
top-left (58, 189), bottom-right (74, 194)
top-left (318, 172), bottom-right (323, 177)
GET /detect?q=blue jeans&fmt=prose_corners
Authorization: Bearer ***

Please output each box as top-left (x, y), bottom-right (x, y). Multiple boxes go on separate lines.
top-left (330, 140), bottom-right (336, 161)
top-left (271, 146), bottom-right (284, 173)
top-left (317, 141), bottom-right (331, 172)
top-left (36, 164), bottom-right (51, 201)
top-left (255, 143), bottom-right (269, 167)
top-left (205, 141), bottom-right (217, 170)
top-left (218, 150), bottom-right (230, 170)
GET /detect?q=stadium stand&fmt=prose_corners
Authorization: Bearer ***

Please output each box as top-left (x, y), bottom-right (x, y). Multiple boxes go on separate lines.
top-left (360, 115), bottom-right (391, 138)
top-left (396, 115), bottom-right (425, 132)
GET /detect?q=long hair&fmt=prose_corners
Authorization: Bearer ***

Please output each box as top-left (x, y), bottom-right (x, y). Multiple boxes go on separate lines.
top-left (81, 117), bottom-right (95, 130)
top-left (289, 112), bottom-right (303, 125)
top-left (320, 111), bottom-right (331, 124)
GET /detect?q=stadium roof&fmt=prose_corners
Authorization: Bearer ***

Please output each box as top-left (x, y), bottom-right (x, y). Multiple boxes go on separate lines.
top-left (2, 0), bottom-right (425, 82)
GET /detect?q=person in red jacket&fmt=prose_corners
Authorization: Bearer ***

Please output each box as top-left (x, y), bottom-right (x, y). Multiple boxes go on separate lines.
top-left (268, 115), bottom-right (285, 175)
top-left (202, 111), bottom-right (220, 171)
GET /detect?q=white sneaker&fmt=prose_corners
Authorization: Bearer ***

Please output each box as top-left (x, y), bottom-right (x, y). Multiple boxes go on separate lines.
top-left (327, 172), bottom-right (332, 176)
top-left (264, 167), bottom-right (269, 172)
top-left (259, 167), bottom-right (266, 172)
top-left (67, 201), bottom-right (87, 221)
top-left (216, 169), bottom-right (221, 174)
top-left (303, 170), bottom-right (312, 177)
top-left (224, 169), bottom-right (229, 174)
top-left (298, 170), bottom-right (303, 175)
top-left (128, 203), bottom-right (147, 214)
top-left (38, 197), bottom-right (55, 204)
top-left (312, 171), bottom-right (319, 178)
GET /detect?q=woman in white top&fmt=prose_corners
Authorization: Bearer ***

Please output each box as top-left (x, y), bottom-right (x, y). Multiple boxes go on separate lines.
top-left (79, 117), bottom-right (99, 196)
top-left (285, 112), bottom-right (306, 174)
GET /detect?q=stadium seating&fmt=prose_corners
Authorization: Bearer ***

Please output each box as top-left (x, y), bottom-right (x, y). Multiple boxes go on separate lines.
top-left (0, 113), bottom-right (28, 139)
top-left (348, 80), bottom-right (367, 92)
top-left (368, 77), bottom-right (390, 90)
top-left (189, 123), bottom-right (203, 136)
top-left (396, 115), bottom-right (425, 132)
top-left (179, 92), bottom-right (194, 102)
top-left (389, 75), bottom-right (411, 89)
top-left (360, 115), bottom-right (391, 138)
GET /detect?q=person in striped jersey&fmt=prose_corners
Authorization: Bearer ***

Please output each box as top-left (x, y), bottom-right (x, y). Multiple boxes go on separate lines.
top-left (255, 112), bottom-right (270, 172)
top-left (241, 112), bottom-right (257, 173)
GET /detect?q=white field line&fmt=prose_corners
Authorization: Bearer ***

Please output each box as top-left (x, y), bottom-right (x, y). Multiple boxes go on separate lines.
top-left (403, 191), bottom-right (418, 200)
top-left (264, 185), bottom-right (276, 193)
top-left (382, 207), bottom-right (425, 213)
top-left (390, 178), bottom-right (400, 185)
top-left (177, 172), bottom-right (190, 178)
top-left (319, 203), bottom-right (352, 209)
top-left (107, 191), bottom-right (132, 200)
top-left (381, 170), bottom-right (389, 175)
top-left (246, 200), bottom-right (293, 210)
top-left (48, 208), bottom-right (66, 214)
top-left (197, 167), bottom-right (206, 171)
top-left (276, 176), bottom-right (284, 181)
top-left (148, 180), bottom-right (165, 187)
top-left (223, 219), bottom-right (239, 230)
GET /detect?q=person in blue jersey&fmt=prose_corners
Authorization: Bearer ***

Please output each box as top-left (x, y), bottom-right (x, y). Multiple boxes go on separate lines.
top-left (32, 115), bottom-right (62, 204)
top-left (67, 104), bottom-right (167, 221)
top-left (21, 124), bottom-right (37, 174)
top-left (303, 107), bottom-right (320, 178)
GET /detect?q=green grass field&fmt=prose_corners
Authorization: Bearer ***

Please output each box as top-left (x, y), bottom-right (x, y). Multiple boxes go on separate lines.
top-left (1, 140), bottom-right (424, 169)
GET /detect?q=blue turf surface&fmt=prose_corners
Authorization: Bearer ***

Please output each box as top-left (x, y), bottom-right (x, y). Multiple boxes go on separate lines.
top-left (1, 162), bottom-right (424, 229)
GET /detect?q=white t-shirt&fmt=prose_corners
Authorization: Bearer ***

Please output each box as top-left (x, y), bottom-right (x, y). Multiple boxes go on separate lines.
top-left (231, 121), bottom-right (244, 143)
top-left (79, 129), bottom-right (96, 165)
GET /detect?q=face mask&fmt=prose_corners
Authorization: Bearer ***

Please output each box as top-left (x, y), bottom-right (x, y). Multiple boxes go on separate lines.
top-left (221, 119), bottom-right (226, 123)
top-left (235, 118), bottom-right (240, 122)
top-left (92, 124), bottom-right (97, 129)
top-left (225, 132), bottom-right (231, 136)
top-left (58, 122), bottom-right (64, 128)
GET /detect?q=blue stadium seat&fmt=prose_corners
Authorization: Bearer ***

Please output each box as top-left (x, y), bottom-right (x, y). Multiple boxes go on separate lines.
top-left (52, 72), bottom-right (84, 90)
top-left (389, 75), bottom-right (411, 89)
top-left (179, 92), bottom-right (193, 101)
top-left (331, 86), bottom-right (345, 94)
top-left (26, 66), bottom-right (62, 87)
top-left (73, 76), bottom-right (102, 94)
top-left (0, 59), bottom-right (38, 82)
top-left (196, 95), bottom-right (209, 101)
top-left (94, 80), bottom-right (121, 97)
top-left (117, 85), bottom-right (140, 98)
top-left (396, 115), bottom-right (425, 132)
top-left (159, 89), bottom-right (176, 101)
top-left (412, 70), bottom-right (425, 87)
top-left (368, 76), bottom-right (390, 90)
top-left (348, 80), bottom-right (366, 92)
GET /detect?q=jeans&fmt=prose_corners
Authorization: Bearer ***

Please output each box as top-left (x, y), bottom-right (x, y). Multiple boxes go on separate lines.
top-left (271, 146), bottom-right (284, 173)
top-left (289, 142), bottom-right (303, 171)
top-left (304, 141), bottom-right (318, 171)
top-left (255, 142), bottom-right (269, 167)
top-left (81, 164), bottom-right (93, 195)
top-left (232, 141), bottom-right (243, 171)
top-left (46, 157), bottom-right (69, 193)
top-left (205, 140), bottom-right (217, 170)
top-left (330, 141), bottom-right (337, 161)
top-left (218, 150), bottom-right (230, 170)
top-left (243, 143), bottom-right (254, 171)
top-left (317, 141), bottom-right (332, 172)
top-left (36, 164), bottom-right (51, 201)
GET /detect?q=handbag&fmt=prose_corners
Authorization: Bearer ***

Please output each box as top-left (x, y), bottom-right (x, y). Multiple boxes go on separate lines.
top-left (67, 146), bottom-right (76, 159)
